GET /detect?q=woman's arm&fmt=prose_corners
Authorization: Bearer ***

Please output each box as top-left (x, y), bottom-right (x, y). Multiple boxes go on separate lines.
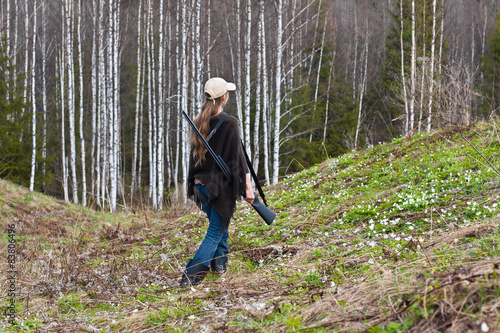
top-left (244, 173), bottom-right (255, 204)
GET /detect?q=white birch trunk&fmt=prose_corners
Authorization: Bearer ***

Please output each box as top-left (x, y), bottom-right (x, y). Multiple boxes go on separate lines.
top-left (409, 0), bottom-right (416, 134)
top-left (165, 0), bottom-right (172, 193)
top-left (235, 0), bottom-right (244, 136)
top-left (91, 0), bottom-right (98, 197)
top-left (108, 0), bottom-right (116, 211)
top-left (400, 0), bottom-right (409, 134)
top-left (244, 0), bottom-right (252, 154)
top-left (323, 58), bottom-right (335, 143)
top-left (173, 1), bottom-right (181, 200)
top-left (180, 0), bottom-right (189, 202)
top-left (131, 0), bottom-right (143, 201)
top-left (427, 0), bottom-right (437, 132)
top-left (5, 0), bottom-right (10, 102)
top-left (65, 0), bottom-right (79, 205)
top-left (272, 0), bottom-right (283, 185)
top-left (352, 4), bottom-right (358, 99)
top-left (194, 0), bottom-right (202, 113)
top-left (355, 21), bottom-right (369, 149)
top-left (60, 49), bottom-right (69, 202)
top-left (157, 0), bottom-right (165, 209)
top-left (41, 0), bottom-right (47, 187)
top-left (137, 59), bottom-right (145, 195)
top-left (98, 0), bottom-right (107, 209)
top-left (307, 0), bottom-right (322, 78)
top-left (110, 0), bottom-right (120, 212)
top-left (13, 0), bottom-right (18, 92)
top-left (23, 0), bottom-right (29, 113)
top-left (146, 0), bottom-right (157, 208)
top-left (437, 0), bottom-right (444, 100)
top-left (312, 15), bottom-right (327, 143)
top-left (206, 0), bottom-right (211, 78)
top-left (260, 0), bottom-right (270, 185)
top-left (418, 1), bottom-right (426, 133)
top-left (77, 0), bottom-right (86, 206)
top-left (480, 4), bottom-right (488, 82)
top-left (29, 0), bottom-right (37, 192)
top-left (254, 0), bottom-right (263, 174)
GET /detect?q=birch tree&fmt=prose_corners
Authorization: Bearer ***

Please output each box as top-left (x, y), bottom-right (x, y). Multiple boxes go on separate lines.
top-left (180, 0), bottom-right (189, 201)
top-left (91, 0), bottom-right (98, 198)
top-left (5, 0), bottom-right (10, 103)
top-left (131, 0), bottom-right (143, 201)
top-left (65, 0), bottom-right (79, 205)
top-left (400, 0), bottom-right (409, 134)
top-left (41, 0), bottom-right (48, 187)
top-left (409, 0), bottom-right (416, 133)
top-left (77, 0), bottom-right (86, 206)
top-left (243, 0), bottom-right (252, 154)
top-left (59, 49), bottom-right (69, 203)
top-left (273, 0), bottom-right (283, 185)
top-left (157, 0), bottom-right (166, 209)
top-left (427, 0), bottom-right (437, 132)
top-left (29, 0), bottom-right (37, 192)
top-left (355, 19), bottom-right (369, 149)
top-left (23, 0), bottom-right (29, 113)
top-left (260, 0), bottom-right (271, 185)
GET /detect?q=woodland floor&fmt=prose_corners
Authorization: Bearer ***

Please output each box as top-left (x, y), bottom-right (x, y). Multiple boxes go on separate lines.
top-left (1, 120), bottom-right (500, 332)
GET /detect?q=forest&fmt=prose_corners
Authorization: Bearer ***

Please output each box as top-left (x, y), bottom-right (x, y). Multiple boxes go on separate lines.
top-left (1, 0), bottom-right (500, 211)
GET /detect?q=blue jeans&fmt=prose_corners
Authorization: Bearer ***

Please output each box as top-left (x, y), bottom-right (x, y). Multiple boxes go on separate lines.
top-left (192, 184), bottom-right (229, 267)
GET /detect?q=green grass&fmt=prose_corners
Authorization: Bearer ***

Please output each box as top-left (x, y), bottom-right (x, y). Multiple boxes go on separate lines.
top-left (1, 121), bottom-right (500, 332)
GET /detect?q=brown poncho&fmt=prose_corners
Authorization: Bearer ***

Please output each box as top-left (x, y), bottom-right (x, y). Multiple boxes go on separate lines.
top-left (187, 112), bottom-right (249, 230)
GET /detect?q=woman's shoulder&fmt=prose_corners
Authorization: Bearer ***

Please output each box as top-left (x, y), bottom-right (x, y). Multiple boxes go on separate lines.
top-left (225, 114), bottom-right (239, 126)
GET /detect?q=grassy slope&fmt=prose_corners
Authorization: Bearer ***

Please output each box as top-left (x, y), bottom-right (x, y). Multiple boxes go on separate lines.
top-left (1, 120), bottom-right (500, 332)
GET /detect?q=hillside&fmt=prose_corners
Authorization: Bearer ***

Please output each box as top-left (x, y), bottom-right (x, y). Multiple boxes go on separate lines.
top-left (1, 120), bottom-right (500, 332)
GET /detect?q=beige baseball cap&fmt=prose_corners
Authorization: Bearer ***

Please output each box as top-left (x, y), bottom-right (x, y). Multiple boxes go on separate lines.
top-left (204, 77), bottom-right (236, 100)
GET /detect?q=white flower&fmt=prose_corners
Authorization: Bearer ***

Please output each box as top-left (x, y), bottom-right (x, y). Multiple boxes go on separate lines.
top-left (481, 322), bottom-right (489, 332)
top-left (188, 315), bottom-right (196, 320)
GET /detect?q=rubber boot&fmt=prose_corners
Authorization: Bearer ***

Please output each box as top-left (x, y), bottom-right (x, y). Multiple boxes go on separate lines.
top-left (210, 255), bottom-right (228, 274)
top-left (179, 259), bottom-right (210, 288)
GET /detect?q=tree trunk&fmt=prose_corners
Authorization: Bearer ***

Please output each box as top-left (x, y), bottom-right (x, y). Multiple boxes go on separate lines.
top-left (77, 0), bottom-right (86, 206)
top-left (5, 0), bottom-right (10, 103)
top-left (29, 0), bottom-right (37, 192)
top-left (65, 0), bottom-right (79, 204)
top-left (427, 0), bottom-right (437, 132)
top-left (272, 0), bottom-right (283, 185)
top-left (355, 19), bottom-right (369, 149)
top-left (59, 49), bottom-right (69, 202)
top-left (254, 0), bottom-right (263, 175)
top-left (244, 0), bottom-right (252, 155)
top-left (157, 0), bottom-right (165, 209)
top-left (409, 0), bottom-right (416, 134)
top-left (41, 0), bottom-right (47, 188)
top-left (180, 0), bottom-right (189, 202)
top-left (91, 0), bottom-right (98, 199)
top-left (400, 0), bottom-right (409, 134)
top-left (260, 0), bottom-right (270, 185)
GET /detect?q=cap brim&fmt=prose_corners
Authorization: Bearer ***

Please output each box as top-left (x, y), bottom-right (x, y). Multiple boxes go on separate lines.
top-left (227, 82), bottom-right (236, 91)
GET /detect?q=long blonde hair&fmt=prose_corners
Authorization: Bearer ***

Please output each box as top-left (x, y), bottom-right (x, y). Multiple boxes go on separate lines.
top-left (192, 93), bottom-right (229, 166)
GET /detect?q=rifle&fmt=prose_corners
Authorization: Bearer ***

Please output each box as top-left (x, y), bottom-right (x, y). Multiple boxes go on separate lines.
top-left (182, 111), bottom-right (275, 225)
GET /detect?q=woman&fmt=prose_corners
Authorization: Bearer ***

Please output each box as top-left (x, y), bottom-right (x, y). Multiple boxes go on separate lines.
top-left (180, 77), bottom-right (254, 288)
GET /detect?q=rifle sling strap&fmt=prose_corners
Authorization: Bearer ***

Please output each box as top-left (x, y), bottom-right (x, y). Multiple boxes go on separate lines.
top-left (206, 115), bottom-right (229, 142)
